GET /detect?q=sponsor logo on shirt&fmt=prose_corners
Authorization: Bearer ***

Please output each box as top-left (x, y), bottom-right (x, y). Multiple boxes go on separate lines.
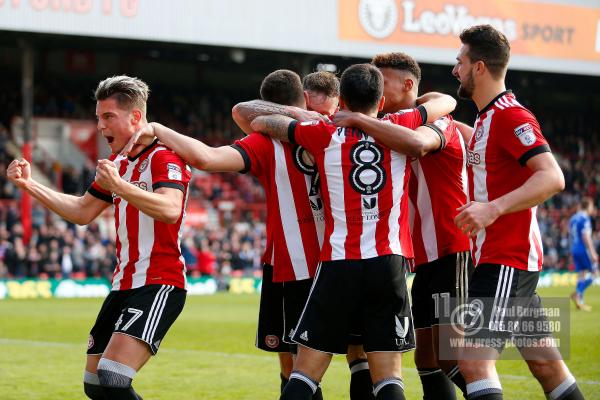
top-left (466, 150), bottom-right (481, 166)
top-left (130, 181), bottom-right (148, 191)
top-left (167, 163), bottom-right (182, 180)
top-left (514, 123), bottom-right (536, 146)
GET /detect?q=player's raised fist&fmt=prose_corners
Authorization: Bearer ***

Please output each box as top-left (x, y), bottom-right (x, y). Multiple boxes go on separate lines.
top-left (6, 158), bottom-right (32, 188)
top-left (95, 159), bottom-right (121, 192)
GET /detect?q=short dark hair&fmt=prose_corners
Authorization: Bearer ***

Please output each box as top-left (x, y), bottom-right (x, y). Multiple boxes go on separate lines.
top-left (303, 71), bottom-right (340, 97)
top-left (459, 24), bottom-right (510, 79)
top-left (259, 69), bottom-right (304, 106)
top-left (94, 75), bottom-right (149, 114)
top-left (371, 52), bottom-right (421, 82)
top-left (340, 64), bottom-right (383, 113)
top-left (582, 196), bottom-right (594, 210)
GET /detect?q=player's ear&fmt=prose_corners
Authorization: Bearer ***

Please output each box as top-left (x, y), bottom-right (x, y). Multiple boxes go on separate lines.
top-left (303, 91), bottom-right (310, 108)
top-left (378, 96), bottom-right (386, 112)
top-left (131, 109), bottom-right (142, 125)
top-left (403, 78), bottom-right (413, 93)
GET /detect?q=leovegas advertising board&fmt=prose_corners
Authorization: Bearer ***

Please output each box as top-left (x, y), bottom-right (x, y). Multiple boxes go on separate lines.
top-left (340, 0), bottom-right (600, 63)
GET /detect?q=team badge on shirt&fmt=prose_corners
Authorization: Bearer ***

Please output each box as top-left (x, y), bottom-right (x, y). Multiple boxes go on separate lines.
top-left (514, 123), bottom-right (536, 146)
top-left (138, 159), bottom-right (149, 173)
top-left (167, 163), bottom-right (182, 180)
top-left (474, 126), bottom-right (484, 141)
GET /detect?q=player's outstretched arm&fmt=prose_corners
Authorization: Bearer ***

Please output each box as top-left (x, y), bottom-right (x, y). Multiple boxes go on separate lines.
top-left (416, 92), bottom-right (457, 122)
top-left (454, 152), bottom-right (564, 236)
top-left (232, 100), bottom-right (325, 134)
top-left (95, 159), bottom-right (183, 224)
top-left (332, 112), bottom-right (441, 158)
top-left (250, 115), bottom-right (296, 142)
top-left (6, 158), bottom-right (109, 225)
top-left (454, 120), bottom-right (474, 143)
top-left (123, 123), bottom-right (245, 172)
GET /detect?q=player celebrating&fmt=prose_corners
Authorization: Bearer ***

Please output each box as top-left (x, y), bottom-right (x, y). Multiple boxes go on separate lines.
top-left (123, 70), bottom-right (329, 398)
top-left (334, 51), bottom-right (470, 400)
top-left (569, 197), bottom-right (598, 311)
top-left (251, 63), bottom-right (454, 400)
top-left (7, 76), bottom-right (191, 400)
top-left (452, 25), bottom-right (584, 400)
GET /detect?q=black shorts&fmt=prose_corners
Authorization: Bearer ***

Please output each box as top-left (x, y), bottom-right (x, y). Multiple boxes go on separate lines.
top-left (88, 284), bottom-right (186, 355)
top-left (282, 278), bottom-right (314, 349)
top-left (292, 255), bottom-right (415, 355)
top-left (461, 264), bottom-right (551, 351)
top-left (411, 251), bottom-right (472, 329)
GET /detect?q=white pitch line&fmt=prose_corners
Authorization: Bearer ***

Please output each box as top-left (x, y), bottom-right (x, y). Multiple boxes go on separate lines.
top-left (1, 338), bottom-right (599, 386)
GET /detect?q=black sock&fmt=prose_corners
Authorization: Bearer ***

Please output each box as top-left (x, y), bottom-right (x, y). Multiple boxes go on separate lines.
top-left (280, 372), bottom-right (318, 400)
top-left (418, 368), bottom-right (456, 400)
top-left (446, 365), bottom-right (468, 397)
top-left (545, 375), bottom-right (585, 400)
top-left (373, 378), bottom-right (405, 400)
top-left (281, 373), bottom-right (290, 394)
top-left (466, 379), bottom-right (502, 400)
top-left (349, 359), bottom-right (374, 400)
top-left (100, 386), bottom-right (142, 400)
top-left (84, 382), bottom-right (106, 400)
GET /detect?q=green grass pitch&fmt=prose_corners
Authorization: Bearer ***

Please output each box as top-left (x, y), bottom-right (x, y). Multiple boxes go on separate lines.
top-left (0, 286), bottom-right (598, 399)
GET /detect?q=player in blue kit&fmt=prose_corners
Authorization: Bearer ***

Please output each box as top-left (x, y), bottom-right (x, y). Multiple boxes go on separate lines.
top-left (569, 197), bottom-right (598, 311)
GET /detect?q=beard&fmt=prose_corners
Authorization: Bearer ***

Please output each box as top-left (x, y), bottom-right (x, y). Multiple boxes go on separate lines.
top-left (457, 72), bottom-right (475, 100)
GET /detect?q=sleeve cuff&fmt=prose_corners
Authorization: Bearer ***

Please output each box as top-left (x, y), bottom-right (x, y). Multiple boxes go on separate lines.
top-left (416, 105), bottom-right (428, 125)
top-left (87, 186), bottom-right (113, 204)
top-left (518, 144), bottom-right (551, 166)
top-left (230, 144), bottom-right (251, 174)
top-left (153, 181), bottom-right (185, 192)
top-left (288, 120), bottom-right (298, 144)
top-left (423, 123), bottom-right (446, 152)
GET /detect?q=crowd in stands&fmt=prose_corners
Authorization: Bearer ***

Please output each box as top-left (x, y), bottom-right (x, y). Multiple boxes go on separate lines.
top-left (0, 86), bottom-right (598, 281)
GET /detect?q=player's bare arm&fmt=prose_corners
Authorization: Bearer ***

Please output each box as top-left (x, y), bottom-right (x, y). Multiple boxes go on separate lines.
top-left (250, 115), bottom-right (296, 142)
top-left (454, 152), bottom-right (564, 236)
top-left (232, 100), bottom-right (325, 134)
top-left (332, 111), bottom-right (440, 158)
top-left (416, 92), bottom-right (457, 122)
top-left (7, 158), bottom-right (109, 225)
top-left (95, 159), bottom-right (184, 224)
top-left (122, 122), bottom-right (245, 172)
top-left (454, 120), bottom-right (474, 142)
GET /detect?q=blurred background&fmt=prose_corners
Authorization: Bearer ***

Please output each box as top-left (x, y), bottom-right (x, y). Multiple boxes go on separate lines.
top-left (0, 0), bottom-right (599, 298)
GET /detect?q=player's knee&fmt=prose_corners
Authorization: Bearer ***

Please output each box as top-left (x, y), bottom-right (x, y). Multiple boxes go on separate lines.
top-left (83, 371), bottom-right (105, 400)
top-left (97, 358), bottom-right (137, 388)
top-left (345, 345), bottom-right (367, 364)
top-left (414, 346), bottom-right (437, 369)
top-left (457, 359), bottom-right (488, 380)
top-left (526, 359), bottom-right (561, 383)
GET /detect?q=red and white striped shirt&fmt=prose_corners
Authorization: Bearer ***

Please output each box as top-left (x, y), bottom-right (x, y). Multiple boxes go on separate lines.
top-left (290, 107), bottom-right (423, 261)
top-left (466, 91), bottom-right (549, 271)
top-left (233, 133), bottom-right (324, 282)
top-left (88, 141), bottom-right (191, 290)
top-left (405, 115), bottom-right (470, 267)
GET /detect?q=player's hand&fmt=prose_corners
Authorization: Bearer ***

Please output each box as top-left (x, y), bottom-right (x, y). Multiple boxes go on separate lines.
top-left (95, 160), bottom-right (122, 192)
top-left (332, 110), bottom-right (363, 128)
top-left (6, 158), bottom-right (32, 189)
top-left (292, 109), bottom-right (330, 123)
top-left (120, 123), bottom-right (156, 156)
top-left (454, 201), bottom-right (502, 237)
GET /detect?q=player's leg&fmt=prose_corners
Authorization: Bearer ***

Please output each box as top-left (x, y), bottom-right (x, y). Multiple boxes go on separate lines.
top-left (285, 260), bottom-right (362, 400)
top-left (362, 255), bottom-right (415, 400)
top-left (257, 264), bottom-right (293, 393)
top-left (283, 278), bottom-right (323, 399)
top-left (97, 284), bottom-right (186, 400)
top-left (434, 252), bottom-right (473, 397)
top-left (84, 290), bottom-right (128, 399)
top-left (571, 253), bottom-right (593, 311)
top-left (515, 293), bottom-right (585, 400)
top-left (458, 264), bottom-right (511, 400)
top-left (412, 261), bottom-right (457, 400)
top-left (347, 344), bottom-right (374, 400)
